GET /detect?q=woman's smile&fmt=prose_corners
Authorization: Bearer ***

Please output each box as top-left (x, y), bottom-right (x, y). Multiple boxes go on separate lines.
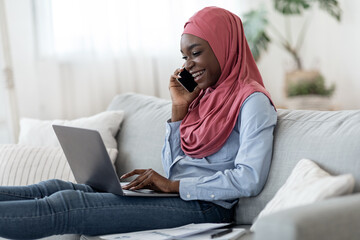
top-left (191, 70), bottom-right (205, 82)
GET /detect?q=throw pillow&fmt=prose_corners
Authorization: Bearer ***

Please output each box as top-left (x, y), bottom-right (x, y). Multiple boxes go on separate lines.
top-left (18, 111), bottom-right (124, 149)
top-left (0, 144), bottom-right (118, 186)
top-left (251, 158), bottom-right (355, 231)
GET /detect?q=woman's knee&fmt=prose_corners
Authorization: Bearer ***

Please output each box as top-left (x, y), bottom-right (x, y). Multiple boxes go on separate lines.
top-left (38, 179), bottom-right (68, 187)
top-left (37, 179), bottom-right (94, 196)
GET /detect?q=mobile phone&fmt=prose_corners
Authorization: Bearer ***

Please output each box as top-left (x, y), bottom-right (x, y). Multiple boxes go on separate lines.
top-left (177, 69), bottom-right (198, 92)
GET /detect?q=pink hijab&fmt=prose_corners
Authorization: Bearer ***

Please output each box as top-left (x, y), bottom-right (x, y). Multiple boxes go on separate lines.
top-left (180, 7), bottom-right (275, 158)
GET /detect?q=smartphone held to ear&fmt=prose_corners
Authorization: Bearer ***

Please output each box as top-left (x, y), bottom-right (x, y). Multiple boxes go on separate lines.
top-left (177, 69), bottom-right (198, 92)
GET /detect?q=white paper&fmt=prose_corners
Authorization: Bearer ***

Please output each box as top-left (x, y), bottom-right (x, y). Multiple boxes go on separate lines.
top-left (180, 228), bottom-right (247, 240)
top-left (100, 223), bottom-right (231, 240)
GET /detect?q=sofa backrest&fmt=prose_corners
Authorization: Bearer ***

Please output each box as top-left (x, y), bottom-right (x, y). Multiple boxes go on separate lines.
top-left (108, 93), bottom-right (360, 225)
top-left (236, 109), bottom-right (360, 224)
top-left (107, 93), bottom-right (171, 177)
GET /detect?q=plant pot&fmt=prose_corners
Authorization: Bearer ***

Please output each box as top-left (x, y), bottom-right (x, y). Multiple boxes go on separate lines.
top-left (285, 70), bottom-right (320, 82)
top-left (286, 95), bottom-right (333, 110)
top-left (284, 70), bottom-right (335, 110)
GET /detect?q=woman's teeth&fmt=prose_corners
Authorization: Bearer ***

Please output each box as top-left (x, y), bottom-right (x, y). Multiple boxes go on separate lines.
top-left (192, 70), bottom-right (205, 79)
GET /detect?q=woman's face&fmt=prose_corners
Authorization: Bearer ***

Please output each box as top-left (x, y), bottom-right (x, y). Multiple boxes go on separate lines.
top-left (180, 34), bottom-right (221, 89)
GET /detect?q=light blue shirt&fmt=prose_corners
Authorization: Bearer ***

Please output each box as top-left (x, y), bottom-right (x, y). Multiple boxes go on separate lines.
top-left (161, 92), bottom-right (277, 209)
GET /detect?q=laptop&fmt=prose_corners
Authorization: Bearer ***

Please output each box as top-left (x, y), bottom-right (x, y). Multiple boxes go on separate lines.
top-left (52, 125), bottom-right (179, 197)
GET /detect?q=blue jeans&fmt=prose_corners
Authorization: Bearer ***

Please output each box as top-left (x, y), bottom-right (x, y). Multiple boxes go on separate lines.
top-left (0, 179), bottom-right (234, 239)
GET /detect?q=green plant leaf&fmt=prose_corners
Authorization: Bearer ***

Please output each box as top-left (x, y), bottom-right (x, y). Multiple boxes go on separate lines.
top-left (316, 0), bottom-right (342, 21)
top-left (243, 8), bottom-right (270, 61)
top-left (243, 0), bottom-right (342, 62)
top-left (287, 74), bottom-right (336, 97)
top-left (274, 0), bottom-right (311, 15)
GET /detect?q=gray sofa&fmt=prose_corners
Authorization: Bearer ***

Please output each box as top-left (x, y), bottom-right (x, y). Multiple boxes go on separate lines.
top-left (26, 93), bottom-right (360, 239)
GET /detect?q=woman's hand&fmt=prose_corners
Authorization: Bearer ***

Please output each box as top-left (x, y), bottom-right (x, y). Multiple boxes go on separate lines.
top-left (169, 68), bottom-right (200, 106)
top-left (121, 169), bottom-right (179, 193)
top-left (169, 68), bottom-right (201, 122)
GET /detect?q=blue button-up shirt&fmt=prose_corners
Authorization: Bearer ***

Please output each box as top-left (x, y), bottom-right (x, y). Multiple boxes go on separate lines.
top-left (161, 92), bottom-right (277, 209)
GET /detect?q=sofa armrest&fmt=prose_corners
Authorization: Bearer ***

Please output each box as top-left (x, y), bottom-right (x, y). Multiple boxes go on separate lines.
top-left (254, 193), bottom-right (360, 240)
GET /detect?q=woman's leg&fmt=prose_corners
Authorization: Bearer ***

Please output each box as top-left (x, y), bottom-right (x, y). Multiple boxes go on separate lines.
top-left (0, 189), bottom-right (234, 239)
top-left (0, 179), bottom-right (94, 201)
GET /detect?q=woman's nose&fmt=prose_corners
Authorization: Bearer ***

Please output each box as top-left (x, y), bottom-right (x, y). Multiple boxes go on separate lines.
top-left (184, 59), bottom-right (195, 71)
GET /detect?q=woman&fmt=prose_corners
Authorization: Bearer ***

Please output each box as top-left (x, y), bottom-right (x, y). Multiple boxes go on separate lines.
top-left (0, 6), bottom-right (276, 239)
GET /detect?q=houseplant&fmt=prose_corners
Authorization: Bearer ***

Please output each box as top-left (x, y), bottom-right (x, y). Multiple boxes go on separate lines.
top-left (243, 0), bottom-right (341, 110)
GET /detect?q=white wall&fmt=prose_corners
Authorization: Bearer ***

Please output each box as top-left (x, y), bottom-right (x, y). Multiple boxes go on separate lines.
top-left (2, 0), bottom-right (360, 136)
top-left (0, 59), bottom-right (10, 143)
top-left (3, 0), bottom-right (245, 121)
top-left (253, 0), bottom-right (360, 109)
top-left (0, 15), bottom-right (8, 142)
top-left (0, 0), bottom-right (16, 143)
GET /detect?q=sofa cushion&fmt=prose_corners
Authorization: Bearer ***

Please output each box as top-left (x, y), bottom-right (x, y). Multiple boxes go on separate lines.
top-left (251, 158), bottom-right (354, 230)
top-left (0, 144), bottom-right (118, 186)
top-left (107, 93), bottom-right (171, 176)
top-left (236, 109), bottom-right (360, 224)
top-left (18, 111), bottom-right (124, 149)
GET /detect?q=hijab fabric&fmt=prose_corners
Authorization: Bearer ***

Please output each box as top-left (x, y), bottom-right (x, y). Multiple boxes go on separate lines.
top-left (180, 7), bottom-right (275, 158)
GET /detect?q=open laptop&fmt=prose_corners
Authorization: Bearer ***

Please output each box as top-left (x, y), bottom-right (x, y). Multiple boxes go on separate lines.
top-left (52, 125), bottom-right (179, 197)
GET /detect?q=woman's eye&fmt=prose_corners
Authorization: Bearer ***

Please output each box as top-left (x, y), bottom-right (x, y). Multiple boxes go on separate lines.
top-left (182, 51), bottom-right (201, 60)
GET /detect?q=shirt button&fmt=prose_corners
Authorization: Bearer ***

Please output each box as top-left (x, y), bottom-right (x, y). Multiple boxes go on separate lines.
top-left (211, 194), bottom-right (215, 198)
top-left (187, 194), bottom-right (191, 198)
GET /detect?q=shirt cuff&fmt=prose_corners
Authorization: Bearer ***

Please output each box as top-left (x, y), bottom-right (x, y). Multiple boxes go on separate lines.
top-left (179, 178), bottom-right (199, 201)
top-left (167, 119), bottom-right (181, 129)
top-left (166, 119), bottom-right (181, 142)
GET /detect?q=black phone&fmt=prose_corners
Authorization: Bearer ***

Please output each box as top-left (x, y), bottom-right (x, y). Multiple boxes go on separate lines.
top-left (177, 69), bottom-right (198, 92)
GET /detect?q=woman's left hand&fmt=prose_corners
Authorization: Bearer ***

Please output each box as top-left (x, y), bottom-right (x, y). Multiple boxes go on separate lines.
top-left (120, 169), bottom-right (179, 193)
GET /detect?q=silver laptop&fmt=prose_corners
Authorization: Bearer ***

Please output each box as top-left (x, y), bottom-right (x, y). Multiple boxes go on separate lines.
top-left (52, 125), bottom-right (179, 197)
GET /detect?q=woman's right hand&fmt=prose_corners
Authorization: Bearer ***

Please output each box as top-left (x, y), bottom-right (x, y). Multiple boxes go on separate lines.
top-left (169, 68), bottom-right (200, 122)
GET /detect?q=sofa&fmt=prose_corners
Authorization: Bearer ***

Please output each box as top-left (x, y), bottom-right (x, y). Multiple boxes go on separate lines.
top-left (2, 92), bottom-right (360, 240)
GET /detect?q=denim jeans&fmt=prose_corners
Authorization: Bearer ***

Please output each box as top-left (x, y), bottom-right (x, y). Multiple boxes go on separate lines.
top-left (0, 179), bottom-right (234, 239)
